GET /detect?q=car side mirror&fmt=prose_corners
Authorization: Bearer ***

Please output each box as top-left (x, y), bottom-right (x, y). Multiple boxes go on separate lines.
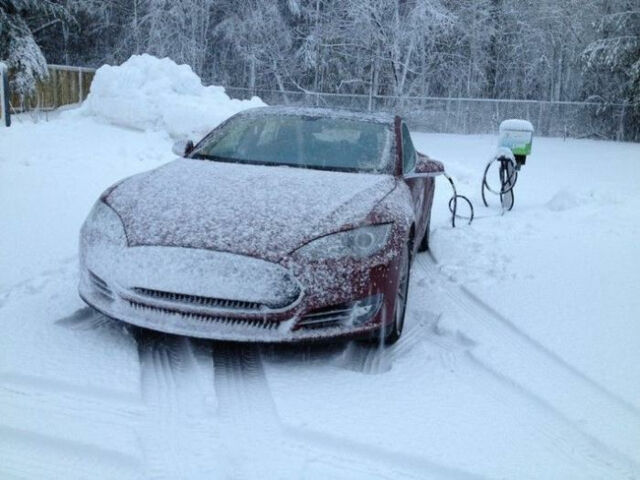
top-left (405, 153), bottom-right (445, 179)
top-left (172, 139), bottom-right (194, 157)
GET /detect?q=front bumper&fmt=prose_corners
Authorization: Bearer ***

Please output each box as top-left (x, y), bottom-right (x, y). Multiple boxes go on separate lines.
top-left (79, 245), bottom-right (401, 342)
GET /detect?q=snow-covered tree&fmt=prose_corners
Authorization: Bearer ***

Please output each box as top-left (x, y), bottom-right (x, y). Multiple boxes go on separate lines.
top-left (583, 2), bottom-right (640, 101)
top-left (0, 0), bottom-right (69, 97)
top-left (142, 0), bottom-right (216, 75)
top-left (9, 0), bottom-right (639, 140)
top-left (213, 0), bottom-right (294, 94)
top-left (582, 1), bottom-right (640, 138)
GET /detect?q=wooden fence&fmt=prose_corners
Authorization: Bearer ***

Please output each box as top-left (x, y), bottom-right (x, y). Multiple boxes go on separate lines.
top-left (8, 64), bottom-right (96, 113)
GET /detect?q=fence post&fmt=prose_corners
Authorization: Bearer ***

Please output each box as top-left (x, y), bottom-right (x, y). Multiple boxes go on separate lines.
top-left (78, 69), bottom-right (83, 103)
top-left (617, 102), bottom-right (626, 142)
top-left (52, 68), bottom-right (58, 109)
top-left (0, 62), bottom-right (10, 127)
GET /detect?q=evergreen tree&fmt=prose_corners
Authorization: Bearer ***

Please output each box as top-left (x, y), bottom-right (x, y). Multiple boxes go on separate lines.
top-left (583, 1), bottom-right (640, 137)
top-left (0, 0), bottom-right (69, 97)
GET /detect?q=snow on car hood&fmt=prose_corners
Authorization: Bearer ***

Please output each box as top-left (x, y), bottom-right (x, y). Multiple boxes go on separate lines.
top-left (105, 159), bottom-right (396, 261)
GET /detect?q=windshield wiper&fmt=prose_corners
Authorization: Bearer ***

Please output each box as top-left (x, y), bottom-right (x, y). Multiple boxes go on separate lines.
top-left (190, 152), bottom-right (235, 162)
top-left (189, 153), bottom-right (384, 174)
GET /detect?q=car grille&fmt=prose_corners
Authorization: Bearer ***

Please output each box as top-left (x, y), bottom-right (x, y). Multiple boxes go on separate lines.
top-left (127, 300), bottom-right (280, 330)
top-left (131, 287), bottom-right (263, 311)
top-left (89, 270), bottom-right (114, 300)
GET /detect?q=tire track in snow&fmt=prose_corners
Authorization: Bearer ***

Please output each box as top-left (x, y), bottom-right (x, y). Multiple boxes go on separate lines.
top-left (211, 342), bottom-right (289, 478)
top-left (0, 370), bottom-right (141, 407)
top-left (417, 250), bottom-right (640, 417)
top-left (0, 424), bottom-right (141, 480)
top-left (135, 332), bottom-right (219, 479)
top-left (420, 331), bottom-right (638, 478)
top-left (137, 333), bottom-right (181, 479)
top-left (0, 309), bottom-right (145, 479)
top-left (413, 252), bottom-right (640, 472)
top-left (333, 341), bottom-right (392, 375)
top-left (214, 343), bottom-right (484, 480)
top-left (284, 425), bottom-right (489, 480)
top-left (211, 342), bottom-right (281, 434)
top-left (0, 382), bottom-right (142, 452)
top-left (415, 308), bottom-right (639, 478)
top-left (334, 312), bottom-right (443, 375)
top-left (464, 352), bottom-right (640, 479)
top-left (55, 306), bottom-right (135, 335)
top-left (391, 311), bottom-right (442, 359)
top-left (460, 285), bottom-right (640, 418)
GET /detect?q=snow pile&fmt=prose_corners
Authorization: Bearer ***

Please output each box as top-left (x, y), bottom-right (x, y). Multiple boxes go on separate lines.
top-left (80, 54), bottom-right (265, 139)
top-left (546, 189), bottom-right (583, 211)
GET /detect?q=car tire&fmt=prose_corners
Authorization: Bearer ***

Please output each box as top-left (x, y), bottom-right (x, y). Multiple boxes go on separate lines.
top-left (384, 244), bottom-right (411, 345)
top-left (417, 216), bottom-right (431, 253)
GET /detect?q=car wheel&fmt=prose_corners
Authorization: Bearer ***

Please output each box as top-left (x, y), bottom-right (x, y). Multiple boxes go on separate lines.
top-left (417, 215), bottom-right (431, 253)
top-left (385, 244), bottom-right (410, 345)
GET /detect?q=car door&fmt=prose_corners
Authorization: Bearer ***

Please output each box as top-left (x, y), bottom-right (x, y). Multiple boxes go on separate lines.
top-left (399, 121), bottom-right (431, 245)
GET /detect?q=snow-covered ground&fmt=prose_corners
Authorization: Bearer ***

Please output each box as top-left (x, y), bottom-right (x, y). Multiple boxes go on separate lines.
top-left (2, 111), bottom-right (639, 479)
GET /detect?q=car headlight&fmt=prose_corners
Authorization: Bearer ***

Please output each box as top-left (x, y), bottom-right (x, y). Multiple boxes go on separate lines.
top-left (296, 224), bottom-right (392, 260)
top-left (81, 200), bottom-right (127, 247)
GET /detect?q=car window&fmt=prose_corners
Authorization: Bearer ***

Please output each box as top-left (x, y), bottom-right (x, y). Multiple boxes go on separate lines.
top-left (402, 123), bottom-right (416, 173)
top-left (191, 114), bottom-right (393, 174)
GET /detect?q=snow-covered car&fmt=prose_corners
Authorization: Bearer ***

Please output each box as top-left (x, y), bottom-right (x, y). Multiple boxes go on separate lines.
top-left (79, 106), bottom-right (443, 344)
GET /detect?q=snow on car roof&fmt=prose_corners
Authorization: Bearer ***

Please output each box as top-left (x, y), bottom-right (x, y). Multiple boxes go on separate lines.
top-left (235, 106), bottom-right (396, 125)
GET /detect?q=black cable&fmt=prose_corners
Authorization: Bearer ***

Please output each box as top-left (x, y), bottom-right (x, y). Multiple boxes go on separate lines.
top-left (481, 155), bottom-right (518, 210)
top-left (498, 159), bottom-right (515, 211)
top-left (445, 173), bottom-right (474, 227)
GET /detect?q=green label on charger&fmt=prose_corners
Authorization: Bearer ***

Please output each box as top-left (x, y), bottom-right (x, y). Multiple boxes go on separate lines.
top-left (499, 130), bottom-right (532, 156)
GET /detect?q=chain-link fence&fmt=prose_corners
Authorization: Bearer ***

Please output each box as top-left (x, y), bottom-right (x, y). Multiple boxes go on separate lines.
top-left (5, 70), bottom-right (636, 141)
top-left (225, 87), bottom-right (637, 142)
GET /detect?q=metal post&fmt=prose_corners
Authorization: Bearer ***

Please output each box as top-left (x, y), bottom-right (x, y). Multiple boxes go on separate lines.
top-left (0, 62), bottom-right (10, 127)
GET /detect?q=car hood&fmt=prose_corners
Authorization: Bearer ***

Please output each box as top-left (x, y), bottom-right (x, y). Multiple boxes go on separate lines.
top-left (105, 159), bottom-right (396, 261)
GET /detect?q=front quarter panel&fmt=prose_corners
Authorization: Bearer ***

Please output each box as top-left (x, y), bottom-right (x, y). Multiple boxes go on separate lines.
top-left (370, 179), bottom-right (416, 253)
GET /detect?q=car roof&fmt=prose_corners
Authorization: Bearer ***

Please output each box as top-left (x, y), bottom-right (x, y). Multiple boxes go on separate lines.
top-left (236, 106), bottom-right (397, 126)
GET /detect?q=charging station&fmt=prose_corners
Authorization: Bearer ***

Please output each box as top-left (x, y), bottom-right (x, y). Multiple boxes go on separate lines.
top-left (441, 118), bottom-right (534, 227)
top-left (482, 119), bottom-right (534, 211)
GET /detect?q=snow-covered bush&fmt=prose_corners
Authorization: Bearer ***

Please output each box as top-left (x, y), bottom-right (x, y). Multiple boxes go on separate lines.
top-left (80, 54), bottom-right (265, 139)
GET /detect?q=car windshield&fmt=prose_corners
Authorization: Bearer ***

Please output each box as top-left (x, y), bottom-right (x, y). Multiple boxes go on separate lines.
top-left (190, 113), bottom-right (392, 173)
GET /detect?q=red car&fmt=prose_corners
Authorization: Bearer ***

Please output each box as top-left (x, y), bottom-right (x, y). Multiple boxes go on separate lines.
top-left (79, 107), bottom-right (442, 344)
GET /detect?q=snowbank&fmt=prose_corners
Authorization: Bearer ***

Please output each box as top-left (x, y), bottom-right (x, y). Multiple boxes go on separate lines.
top-left (546, 189), bottom-right (583, 211)
top-left (79, 54), bottom-right (265, 139)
